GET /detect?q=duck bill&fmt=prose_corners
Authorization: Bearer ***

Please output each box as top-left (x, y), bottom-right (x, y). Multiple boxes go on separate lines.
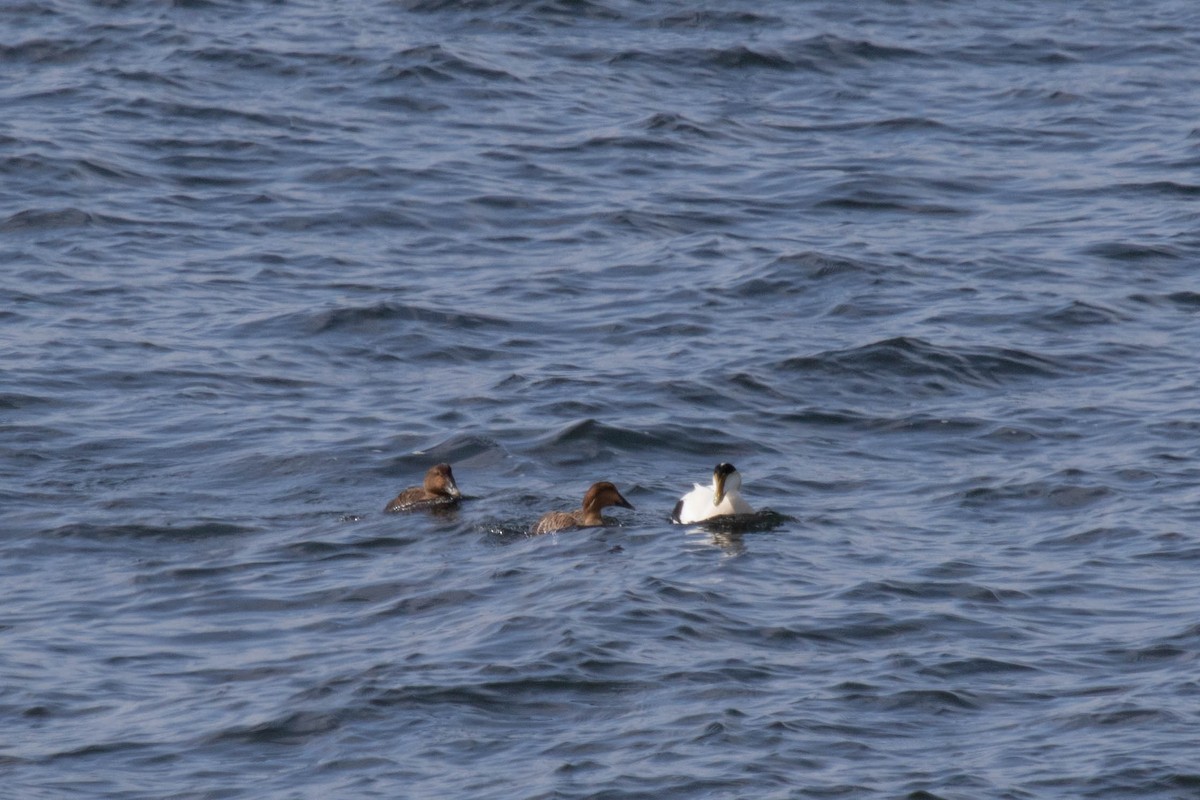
top-left (712, 472), bottom-right (727, 506)
top-left (446, 478), bottom-right (462, 499)
top-left (616, 493), bottom-right (634, 510)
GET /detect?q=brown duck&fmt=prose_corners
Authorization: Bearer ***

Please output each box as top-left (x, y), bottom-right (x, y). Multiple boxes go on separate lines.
top-left (531, 481), bottom-right (634, 535)
top-left (384, 463), bottom-right (462, 512)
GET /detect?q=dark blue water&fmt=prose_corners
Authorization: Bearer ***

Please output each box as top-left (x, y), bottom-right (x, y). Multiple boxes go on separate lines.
top-left (4, 1), bottom-right (1200, 797)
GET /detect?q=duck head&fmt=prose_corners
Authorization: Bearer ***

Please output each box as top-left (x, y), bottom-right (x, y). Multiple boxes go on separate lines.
top-left (712, 462), bottom-right (740, 506)
top-left (583, 481), bottom-right (635, 513)
top-left (425, 463), bottom-right (462, 499)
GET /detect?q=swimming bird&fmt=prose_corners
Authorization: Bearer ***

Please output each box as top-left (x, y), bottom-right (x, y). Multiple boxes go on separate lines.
top-left (671, 462), bottom-right (753, 523)
top-left (384, 463), bottom-right (462, 512)
top-left (531, 481), bottom-right (635, 535)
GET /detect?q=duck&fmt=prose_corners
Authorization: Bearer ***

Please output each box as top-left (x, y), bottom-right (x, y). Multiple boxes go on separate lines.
top-left (384, 463), bottom-right (462, 512)
top-left (531, 481), bottom-right (635, 535)
top-left (671, 462), bottom-right (753, 523)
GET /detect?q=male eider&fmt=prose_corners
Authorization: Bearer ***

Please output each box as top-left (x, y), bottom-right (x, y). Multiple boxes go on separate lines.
top-left (384, 463), bottom-right (462, 512)
top-left (671, 462), bottom-right (753, 523)
top-left (531, 481), bottom-right (634, 535)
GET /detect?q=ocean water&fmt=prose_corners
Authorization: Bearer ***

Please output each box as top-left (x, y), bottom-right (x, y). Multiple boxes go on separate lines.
top-left (4, 0), bottom-right (1200, 797)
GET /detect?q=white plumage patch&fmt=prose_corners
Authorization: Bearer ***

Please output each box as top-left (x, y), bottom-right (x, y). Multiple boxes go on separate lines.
top-left (672, 468), bottom-right (753, 523)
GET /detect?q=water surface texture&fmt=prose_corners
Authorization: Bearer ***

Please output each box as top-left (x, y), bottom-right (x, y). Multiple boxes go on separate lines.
top-left (4, 1), bottom-right (1200, 797)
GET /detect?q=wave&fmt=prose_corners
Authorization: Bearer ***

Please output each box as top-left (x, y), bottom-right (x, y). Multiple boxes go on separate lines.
top-left (841, 580), bottom-right (1027, 605)
top-left (776, 336), bottom-right (1067, 390)
top-left (946, 34), bottom-right (1084, 67)
top-left (238, 301), bottom-right (517, 341)
top-left (0, 151), bottom-right (151, 192)
top-left (0, 208), bottom-right (100, 233)
top-left (723, 251), bottom-right (890, 298)
top-left (404, 433), bottom-right (510, 466)
top-left (1034, 300), bottom-right (1125, 329)
top-left (522, 417), bottom-right (764, 459)
top-left (651, 10), bottom-right (783, 30)
top-left (0, 392), bottom-right (60, 411)
top-left (957, 475), bottom-right (1116, 512)
top-left (403, 0), bottom-right (617, 17)
top-left (606, 34), bottom-right (927, 74)
top-left (376, 44), bottom-right (520, 84)
top-left (1108, 180), bottom-right (1200, 198)
top-left (1131, 290), bottom-right (1200, 310)
top-left (814, 178), bottom-right (973, 216)
top-left (124, 96), bottom-right (303, 129)
top-left (1085, 241), bottom-right (1184, 261)
top-left (205, 710), bottom-right (341, 746)
top-left (916, 657), bottom-right (1039, 679)
top-left (0, 35), bottom-right (120, 66)
top-left (45, 521), bottom-right (257, 540)
top-left (311, 302), bottom-right (514, 335)
top-left (1037, 526), bottom-right (1141, 550)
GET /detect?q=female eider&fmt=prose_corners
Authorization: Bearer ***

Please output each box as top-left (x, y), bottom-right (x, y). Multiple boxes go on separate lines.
top-left (531, 481), bottom-right (635, 535)
top-left (671, 462), bottom-right (753, 523)
top-left (384, 463), bottom-right (462, 513)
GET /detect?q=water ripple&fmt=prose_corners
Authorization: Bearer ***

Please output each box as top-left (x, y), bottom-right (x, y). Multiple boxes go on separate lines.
top-left (4, 0), bottom-right (1200, 797)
